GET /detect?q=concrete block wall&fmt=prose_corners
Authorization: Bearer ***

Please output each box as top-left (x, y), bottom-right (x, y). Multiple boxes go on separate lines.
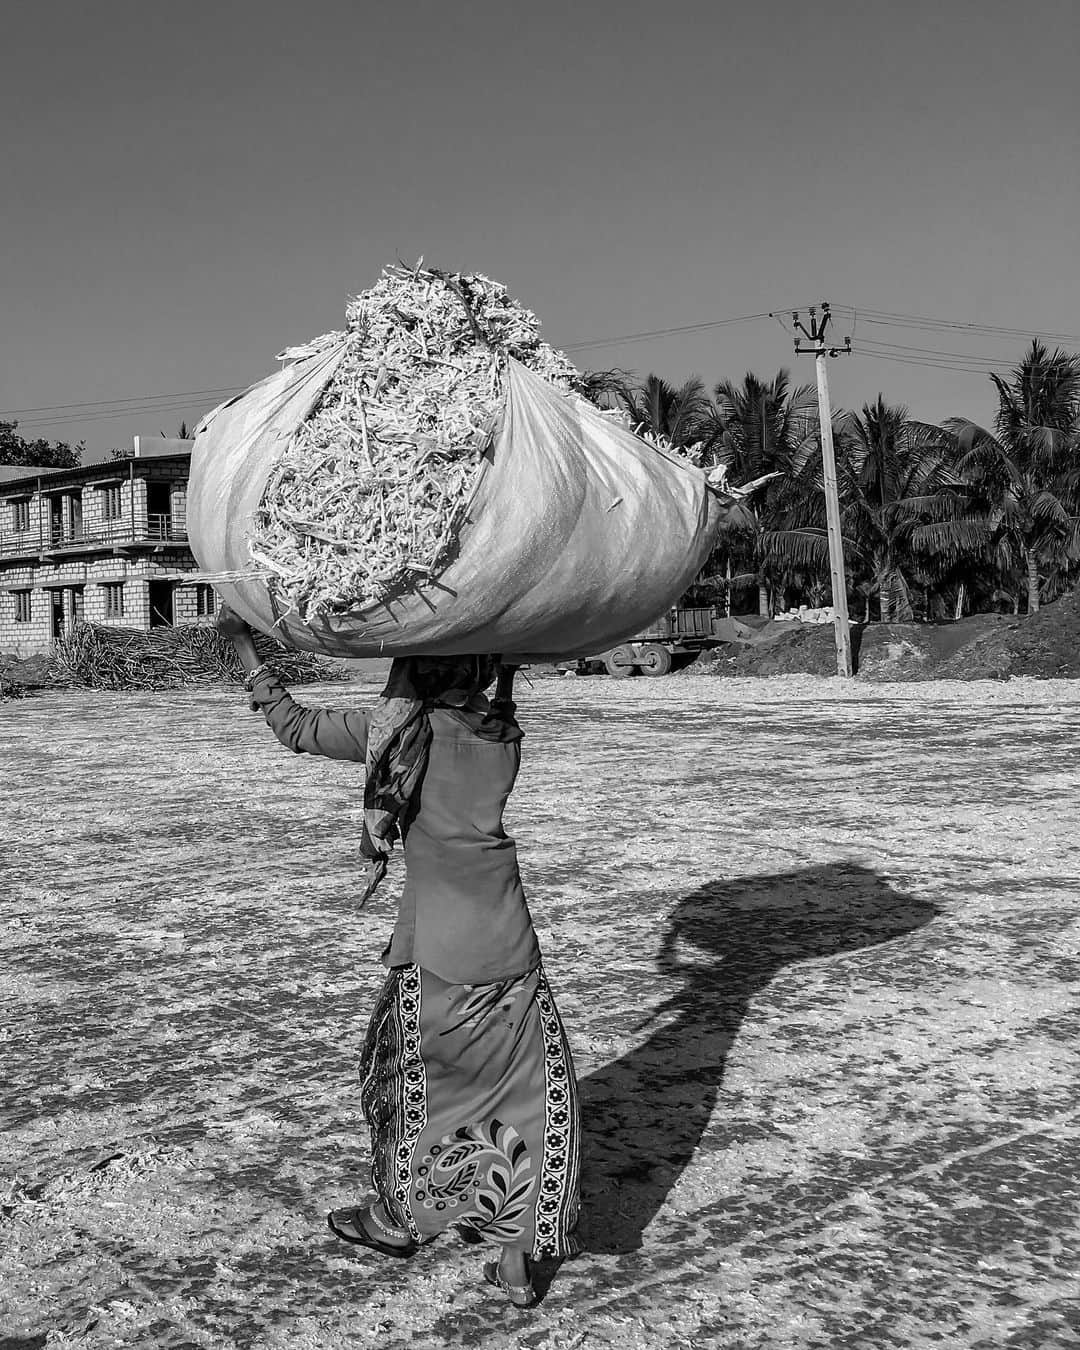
top-left (0, 455), bottom-right (204, 655)
top-left (2, 473), bottom-right (136, 547)
top-left (2, 487), bottom-right (47, 549)
top-left (0, 564), bottom-right (49, 654)
top-left (139, 463), bottom-right (189, 534)
top-left (172, 480), bottom-right (188, 531)
top-left (78, 558), bottom-right (145, 630)
top-left (78, 473), bottom-right (136, 542)
top-left (0, 554), bottom-right (211, 654)
top-left (173, 580), bottom-right (218, 626)
top-left (128, 477), bottom-right (148, 536)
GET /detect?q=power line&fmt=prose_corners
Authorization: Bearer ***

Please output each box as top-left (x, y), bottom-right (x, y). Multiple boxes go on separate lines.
top-left (855, 337), bottom-right (1005, 365)
top-left (12, 401), bottom-right (220, 432)
top-left (829, 303), bottom-right (1080, 347)
top-left (850, 349), bottom-right (1001, 376)
top-left (853, 344), bottom-right (996, 370)
top-left (4, 313), bottom-right (787, 429)
top-left (0, 384), bottom-right (244, 417)
top-left (4, 311), bottom-right (784, 423)
top-left (561, 309), bottom-right (782, 352)
top-left (5, 300), bottom-right (1078, 431)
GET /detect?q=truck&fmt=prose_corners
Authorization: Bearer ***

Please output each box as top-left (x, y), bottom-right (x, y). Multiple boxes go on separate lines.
top-left (572, 606), bottom-right (753, 677)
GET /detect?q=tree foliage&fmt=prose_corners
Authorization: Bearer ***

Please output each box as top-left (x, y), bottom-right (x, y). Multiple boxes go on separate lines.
top-left (0, 421), bottom-right (83, 469)
top-left (615, 374), bottom-right (710, 450)
top-left (611, 339), bottom-right (1080, 619)
top-left (943, 342), bottom-right (1080, 613)
top-left (697, 370), bottom-right (821, 615)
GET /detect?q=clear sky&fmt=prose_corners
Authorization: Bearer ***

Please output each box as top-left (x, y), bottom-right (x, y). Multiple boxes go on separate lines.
top-left (2, 0), bottom-right (1078, 460)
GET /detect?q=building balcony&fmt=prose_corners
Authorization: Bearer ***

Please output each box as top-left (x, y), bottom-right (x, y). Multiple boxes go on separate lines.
top-left (0, 515), bottom-right (189, 561)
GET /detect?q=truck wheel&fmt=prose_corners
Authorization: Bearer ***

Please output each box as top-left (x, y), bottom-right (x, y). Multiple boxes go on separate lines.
top-left (638, 643), bottom-right (673, 676)
top-left (604, 646), bottom-right (636, 678)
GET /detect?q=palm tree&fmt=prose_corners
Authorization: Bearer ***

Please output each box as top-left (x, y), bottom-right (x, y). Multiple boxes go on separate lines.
top-left (945, 342), bottom-right (1080, 613)
top-left (616, 373), bottom-right (710, 450)
top-left (835, 397), bottom-right (987, 621)
top-left (698, 370), bottom-right (822, 615)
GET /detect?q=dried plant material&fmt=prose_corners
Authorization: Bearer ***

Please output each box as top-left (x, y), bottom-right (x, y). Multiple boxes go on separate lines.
top-left (252, 263), bottom-right (587, 619)
top-left (50, 622), bottom-right (337, 691)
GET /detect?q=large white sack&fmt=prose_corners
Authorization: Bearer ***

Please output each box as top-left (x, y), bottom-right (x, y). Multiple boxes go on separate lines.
top-left (187, 345), bottom-right (724, 659)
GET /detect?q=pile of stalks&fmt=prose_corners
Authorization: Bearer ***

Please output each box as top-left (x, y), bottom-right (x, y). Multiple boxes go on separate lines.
top-left (0, 667), bottom-right (31, 700)
top-left (251, 263), bottom-right (588, 619)
top-left (51, 622), bottom-right (338, 692)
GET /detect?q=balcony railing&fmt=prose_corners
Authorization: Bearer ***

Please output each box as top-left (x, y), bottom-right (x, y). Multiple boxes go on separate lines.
top-left (0, 515), bottom-right (188, 559)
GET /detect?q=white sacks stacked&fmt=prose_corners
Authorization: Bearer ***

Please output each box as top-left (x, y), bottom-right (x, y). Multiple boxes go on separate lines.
top-left (186, 273), bottom-right (725, 660)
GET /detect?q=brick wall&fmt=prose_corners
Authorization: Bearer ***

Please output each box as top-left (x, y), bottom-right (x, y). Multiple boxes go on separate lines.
top-left (79, 472), bottom-right (135, 543)
top-left (0, 456), bottom-right (223, 656)
top-left (2, 487), bottom-right (47, 550)
top-left (173, 579), bottom-right (218, 626)
top-left (0, 564), bottom-right (49, 655)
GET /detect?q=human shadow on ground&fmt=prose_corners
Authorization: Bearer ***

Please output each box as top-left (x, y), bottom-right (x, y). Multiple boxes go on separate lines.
top-left (575, 862), bottom-right (938, 1255)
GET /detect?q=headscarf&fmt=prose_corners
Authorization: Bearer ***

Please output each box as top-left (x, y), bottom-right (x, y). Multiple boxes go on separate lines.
top-left (358, 655), bottom-right (503, 905)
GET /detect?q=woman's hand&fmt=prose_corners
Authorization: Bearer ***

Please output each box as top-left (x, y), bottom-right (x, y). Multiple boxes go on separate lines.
top-left (217, 603), bottom-right (262, 674)
top-left (215, 603), bottom-right (251, 639)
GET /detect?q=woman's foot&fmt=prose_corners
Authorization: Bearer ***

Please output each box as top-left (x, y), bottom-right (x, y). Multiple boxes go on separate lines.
top-left (327, 1203), bottom-right (417, 1257)
top-left (483, 1247), bottom-right (536, 1308)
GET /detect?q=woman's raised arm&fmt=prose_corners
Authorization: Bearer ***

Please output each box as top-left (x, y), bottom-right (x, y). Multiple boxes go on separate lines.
top-left (218, 605), bottom-right (369, 762)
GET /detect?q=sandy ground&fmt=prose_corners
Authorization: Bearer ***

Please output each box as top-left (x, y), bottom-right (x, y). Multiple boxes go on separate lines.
top-left (2, 674), bottom-right (1079, 1350)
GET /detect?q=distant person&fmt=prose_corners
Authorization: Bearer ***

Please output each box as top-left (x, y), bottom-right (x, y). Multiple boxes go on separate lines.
top-left (218, 606), bottom-right (580, 1308)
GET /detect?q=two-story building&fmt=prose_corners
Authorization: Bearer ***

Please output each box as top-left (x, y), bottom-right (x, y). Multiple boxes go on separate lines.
top-left (0, 437), bottom-right (218, 655)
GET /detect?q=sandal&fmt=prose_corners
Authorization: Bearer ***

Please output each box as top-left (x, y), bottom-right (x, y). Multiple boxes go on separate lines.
top-left (483, 1258), bottom-right (537, 1309)
top-left (327, 1206), bottom-right (418, 1259)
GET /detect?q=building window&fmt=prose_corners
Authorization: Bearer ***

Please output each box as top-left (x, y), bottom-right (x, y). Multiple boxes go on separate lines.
top-left (12, 499), bottom-right (31, 532)
top-left (101, 485), bottom-right (123, 520)
top-left (102, 582), bottom-right (125, 618)
top-left (13, 590), bottom-right (32, 623)
top-left (195, 584), bottom-right (216, 617)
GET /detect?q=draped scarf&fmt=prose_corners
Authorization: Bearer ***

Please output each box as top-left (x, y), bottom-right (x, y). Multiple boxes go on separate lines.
top-left (359, 655), bottom-right (501, 904)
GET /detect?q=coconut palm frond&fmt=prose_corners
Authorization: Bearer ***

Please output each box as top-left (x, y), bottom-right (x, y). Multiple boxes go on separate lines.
top-left (1030, 490), bottom-right (1072, 526)
top-left (701, 569), bottom-right (758, 590)
top-left (886, 492), bottom-right (971, 526)
top-left (880, 567), bottom-right (914, 621)
top-left (943, 418), bottom-right (997, 456)
top-left (909, 520), bottom-right (992, 559)
top-left (994, 342), bottom-right (1080, 443)
top-left (1019, 423), bottom-right (1075, 466)
top-left (619, 373), bottom-right (710, 449)
top-left (759, 528), bottom-right (833, 568)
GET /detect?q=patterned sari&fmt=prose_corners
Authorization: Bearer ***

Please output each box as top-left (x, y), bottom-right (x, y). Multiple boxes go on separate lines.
top-left (359, 962), bottom-right (581, 1258)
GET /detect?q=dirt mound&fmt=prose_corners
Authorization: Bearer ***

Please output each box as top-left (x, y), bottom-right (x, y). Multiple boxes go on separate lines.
top-left (935, 587), bottom-right (1080, 680)
top-left (699, 622), bottom-right (841, 678)
top-left (695, 592), bottom-right (1080, 681)
top-left (699, 620), bottom-right (952, 681)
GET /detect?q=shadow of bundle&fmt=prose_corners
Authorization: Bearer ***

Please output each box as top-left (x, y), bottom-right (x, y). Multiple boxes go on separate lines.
top-left (51, 622), bottom-right (339, 691)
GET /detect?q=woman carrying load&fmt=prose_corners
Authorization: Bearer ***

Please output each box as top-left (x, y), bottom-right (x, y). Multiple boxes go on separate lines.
top-left (218, 606), bottom-right (580, 1308)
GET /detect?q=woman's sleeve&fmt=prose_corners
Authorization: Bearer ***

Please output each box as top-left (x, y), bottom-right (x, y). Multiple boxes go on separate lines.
top-left (249, 673), bottom-right (370, 761)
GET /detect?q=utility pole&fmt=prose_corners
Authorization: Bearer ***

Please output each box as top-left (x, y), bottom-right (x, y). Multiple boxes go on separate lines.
top-left (793, 302), bottom-right (853, 677)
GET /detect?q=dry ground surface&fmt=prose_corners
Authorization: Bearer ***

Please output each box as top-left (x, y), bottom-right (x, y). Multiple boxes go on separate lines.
top-left (2, 673), bottom-right (1079, 1350)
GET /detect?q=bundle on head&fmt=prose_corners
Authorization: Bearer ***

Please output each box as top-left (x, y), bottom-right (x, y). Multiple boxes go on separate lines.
top-left (250, 263), bottom-right (588, 620)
